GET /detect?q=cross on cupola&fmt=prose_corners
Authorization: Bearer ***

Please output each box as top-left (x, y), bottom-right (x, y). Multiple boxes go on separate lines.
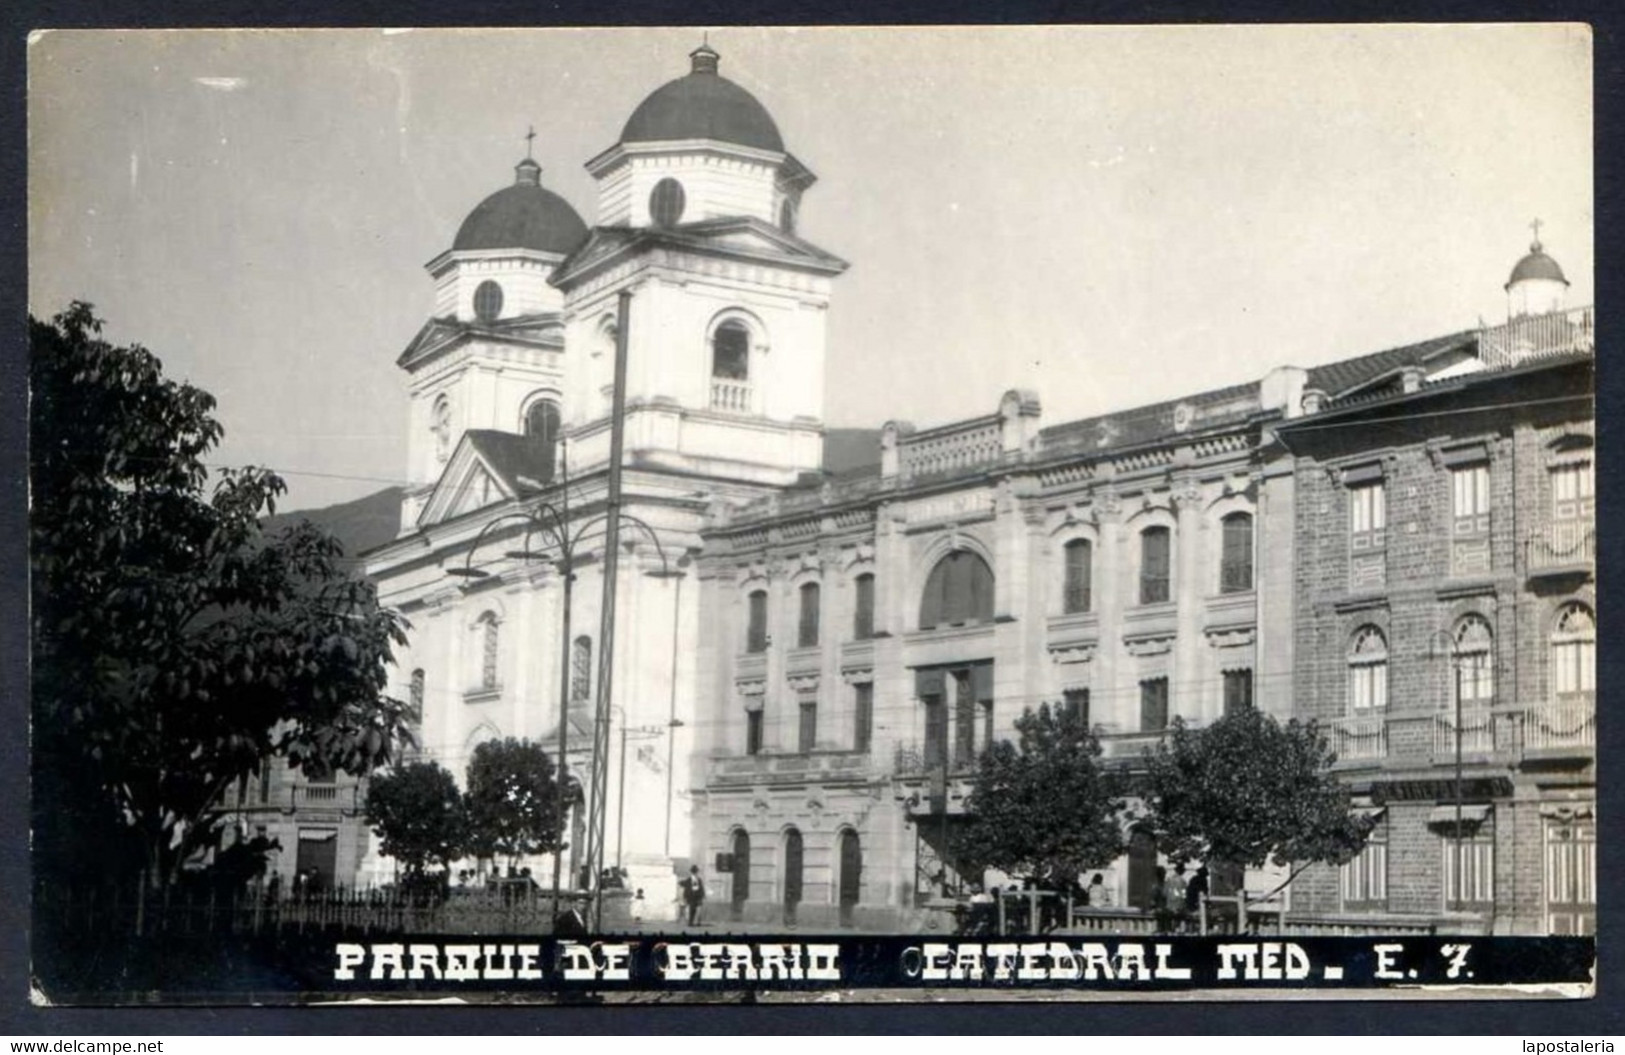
top-left (525, 125), bottom-right (537, 159)
top-left (1530, 217), bottom-right (1544, 249)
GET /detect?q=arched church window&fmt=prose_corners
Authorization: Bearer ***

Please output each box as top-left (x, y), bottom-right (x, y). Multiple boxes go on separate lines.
top-left (432, 395), bottom-right (452, 463)
top-left (473, 280), bottom-right (504, 323)
top-left (475, 612), bottom-right (500, 691)
top-left (779, 198), bottom-right (797, 235)
top-left (919, 551), bottom-right (995, 630)
top-left (524, 399), bottom-right (561, 483)
top-left (712, 321), bottom-right (751, 381)
top-left (650, 178), bottom-right (686, 227)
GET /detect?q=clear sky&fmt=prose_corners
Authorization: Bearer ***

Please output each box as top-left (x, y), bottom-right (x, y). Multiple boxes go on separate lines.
top-left (28, 25), bottom-right (1593, 511)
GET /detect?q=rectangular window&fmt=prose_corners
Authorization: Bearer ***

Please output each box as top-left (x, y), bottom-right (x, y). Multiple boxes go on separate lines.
top-left (745, 709), bottom-right (763, 756)
top-left (954, 671), bottom-right (977, 767)
top-left (1064, 540), bottom-right (1092, 613)
top-left (798, 698), bottom-right (817, 754)
top-left (1350, 481), bottom-right (1387, 549)
top-left (1545, 820), bottom-right (1596, 935)
top-left (922, 695), bottom-right (947, 769)
top-left (1442, 829), bottom-right (1495, 908)
top-left (1452, 463), bottom-right (1490, 538)
top-left (1140, 677), bottom-right (1169, 733)
top-left (1551, 461), bottom-right (1594, 519)
top-left (1223, 669), bottom-right (1254, 715)
top-left (1341, 822), bottom-right (1388, 907)
top-left (853, 574), bottom-right (875, 640)
top-left (1140, 528), bottom-right (1171, 605)
top-left (798, 584), bottom-right (821, 648)
top-left (1220, 515), bottom-right (1254, 594)
top-left (1553, 640), bottom-right (1596, 697)
top-left (1349, 660), bottom-right (1389, 713)
top-left (1062, 688), bottom-right (1090, 728)
top-left (853, 682), bottom-right (874, 753)
top-left (746, 591), bottom-right (768, 654)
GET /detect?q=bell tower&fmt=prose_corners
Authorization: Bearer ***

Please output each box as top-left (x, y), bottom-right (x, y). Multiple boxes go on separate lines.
top-left (550, 44), bottom-right (848, 487)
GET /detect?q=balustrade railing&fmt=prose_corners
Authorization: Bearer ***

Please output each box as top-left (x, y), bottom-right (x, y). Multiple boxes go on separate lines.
top-left (898, 418), bottom-right (1004, 478)
top-left (710, 378), bottom-right (753, 414)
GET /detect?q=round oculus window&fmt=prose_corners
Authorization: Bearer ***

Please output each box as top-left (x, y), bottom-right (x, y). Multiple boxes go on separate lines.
top-left (473, 280), bottom-right (504, 323)
top-left (650, 178), bottom-right (686, 227)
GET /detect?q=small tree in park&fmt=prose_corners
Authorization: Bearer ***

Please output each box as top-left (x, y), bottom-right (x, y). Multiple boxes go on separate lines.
top-left (464, 738), bottom-right (564, 870)
top-left (951, 702), bottom-right (1125, 890)
top-left (363, 761), bottom-right (466, 887)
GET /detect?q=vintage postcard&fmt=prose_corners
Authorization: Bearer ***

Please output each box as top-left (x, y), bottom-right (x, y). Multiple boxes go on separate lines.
top-left (26, 24), bottom-right (1595, 1005)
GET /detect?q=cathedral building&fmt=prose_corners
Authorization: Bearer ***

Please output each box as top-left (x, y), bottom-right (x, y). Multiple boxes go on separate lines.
top-left (361, 43), bottom-right (845, 911)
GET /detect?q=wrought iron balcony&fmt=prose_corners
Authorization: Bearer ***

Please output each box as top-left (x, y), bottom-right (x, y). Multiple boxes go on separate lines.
top-left (1330, 714), bottom-right (1387, 761)
top-left (1521, 698), bottom-right (1595, 754)
top-left (1526, 520), bottom-right (1595, 576)
top-left (1431, 709), bottom-right (1496, 758)
top-left (1477, 305), bottom-right (1594, 369)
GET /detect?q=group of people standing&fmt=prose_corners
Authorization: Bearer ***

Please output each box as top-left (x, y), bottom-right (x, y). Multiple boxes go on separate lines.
top-left (1148, 862), bottom-right (1209, 934)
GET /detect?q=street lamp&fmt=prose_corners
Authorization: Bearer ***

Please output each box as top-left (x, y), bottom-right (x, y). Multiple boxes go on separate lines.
top-left (1430, 627), bottom-right (1464, 915)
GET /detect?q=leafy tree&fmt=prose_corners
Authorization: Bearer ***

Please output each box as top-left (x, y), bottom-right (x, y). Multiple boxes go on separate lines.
top-left (1142, 708), bottom-right (1374, 887)
top-left (464, 738), bottom-right (563, 868)
top-left (951, 703), bottom-right (1125, 889)
top-left (363, 762), bottom-right (465, 883)
top-left (30, 303), bottom-right (412, 899)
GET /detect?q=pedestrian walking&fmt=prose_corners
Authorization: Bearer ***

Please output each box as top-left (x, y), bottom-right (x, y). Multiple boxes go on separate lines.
top-left (1185, 866), bottom-right (1210, 933)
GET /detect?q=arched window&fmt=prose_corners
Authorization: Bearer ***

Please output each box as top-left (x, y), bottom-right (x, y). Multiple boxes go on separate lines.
top-left (1551, 603), bottom-right (1595, 703)
top-left (1220, 513), bottom-right (1254, 594)
top-left (852, 573), bottom-right (876, 640)
top-left (524, 399), bottom-right (561, 482)
top-left (475, 612), bottom-right (500, 691)
top-left (745, 590), bottom-right (769, 653)
top-left (779, 198), bottom-right (798, 235)
top-left (1454, 615), bottom-right (1495, 708)
top-left (431, 394), bottom-right (452, 463)
top-left (1063, 539), bottom-right (1092, 614)
top-left (1139, 526), bottom-right (1172, 605)
top-left (408, 669), bottom-right (425, 723)
top-left (571, 635), bottom-right (593, 703)
top-left (797, 582), bottom-right (821, 648)
top-left (473, 279), bottom-right (504, 323)
top-left (1347, 626), bottom-right (1388, 713)
top-left (712, 320), bottom-right (751, 381)
top-left (919, 550), bottom-right (995, 630)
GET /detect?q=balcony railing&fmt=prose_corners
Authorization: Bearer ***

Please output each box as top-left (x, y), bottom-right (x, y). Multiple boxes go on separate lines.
top-left (892, 743), bottom-right (979, 779)
top-left (1477, 305), bottom-right (1594, 369)
top-left (1526, 520), bottom-right (1595, 574)
top-left (1522, 699), bottom-right (1595, 752)
top-left (1331, 714), bottom-right (1387, 761)
top-left (710, 378), bottom-right (753, 414)
top-left (897, 416), bottom-right (1004, 479)
top-left (1431, 709), bottom-right (1495, 757)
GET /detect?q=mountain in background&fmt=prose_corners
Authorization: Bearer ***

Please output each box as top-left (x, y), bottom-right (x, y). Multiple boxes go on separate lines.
top-left (267, 427), bottom-right (884, 558)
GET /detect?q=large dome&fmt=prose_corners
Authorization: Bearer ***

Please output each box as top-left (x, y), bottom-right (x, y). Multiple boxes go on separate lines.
top-left (620, 44), bottom-right (785, 153)
top-left (452, 158), bottom-right (589, 255)
top-left (1506, 239), bottom-right (1569, 288)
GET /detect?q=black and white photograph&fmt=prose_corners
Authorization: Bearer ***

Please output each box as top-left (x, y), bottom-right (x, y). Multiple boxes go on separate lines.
top-left (24, 24), bottom-right (1597, 1009)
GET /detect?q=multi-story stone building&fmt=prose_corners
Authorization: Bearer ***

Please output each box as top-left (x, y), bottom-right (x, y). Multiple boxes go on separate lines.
top-left (1276, 237), bottom-right (1595, 935)
top-left (691, 235), bottom-right (1593, 933)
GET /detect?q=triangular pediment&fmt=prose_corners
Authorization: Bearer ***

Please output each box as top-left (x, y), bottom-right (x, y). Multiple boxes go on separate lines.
top-left (417, 439), bottom-right (518, 528)
top-left (553, 219), bottom-right (847, 288)
top-left (397, 314), bottom-right (565, 371)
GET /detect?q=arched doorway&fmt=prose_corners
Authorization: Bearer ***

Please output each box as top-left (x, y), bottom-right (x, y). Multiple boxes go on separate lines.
top-left (783, 828), bottom-right (804, 926)
top-left (1127, 828), bottom-right (1158, 910)
top-left (838, 829), bottom-right (862, 927)
top-left (730, 829), bottom-right (751, 922)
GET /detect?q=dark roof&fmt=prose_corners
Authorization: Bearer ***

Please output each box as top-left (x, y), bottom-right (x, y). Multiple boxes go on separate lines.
top-left (463, 430), bottom-right (555, 491)
top-left (621, 52), bottom-right (784, 153)
top-left (1305, 330), bottom-right (1475, 400)
top-left (1038, 381), bottom-right (1262, 457)
top-left (1508, 244), bottom-right (1569, 287)
top-left (453, 165), bottom-right (589, 254)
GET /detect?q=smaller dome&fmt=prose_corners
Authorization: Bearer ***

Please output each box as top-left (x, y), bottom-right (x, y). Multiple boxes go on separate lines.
top-left (1506, 239), bottom-right (1569, 289)
top-left (452, 159), bottom-right (589, 255)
